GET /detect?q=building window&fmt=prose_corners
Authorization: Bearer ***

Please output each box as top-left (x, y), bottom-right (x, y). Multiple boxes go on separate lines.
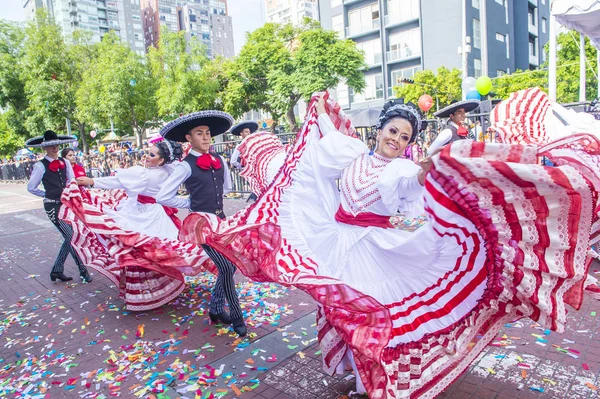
top-left (496, 33), bottom-right (504, 42)
top-left (505, 34), bottom-right (510, 58)
top-left (347, 3), bottom-right (379, 36)
top-left (391, 65), bottom-right (421, 87)
top-left (529, 37), bottom-right (536, 56)
top-left (388, 28), bottom-right (421, 61)
top-left (497, 70), bottom-right (506, 77)
top-left (356, 38), bottom-right (382, 66)
top-left (332, 14), bottom-right (344, 38)
top-left (353, 74), bottom-right (384, 103)
top-left (474, 58), bottom-right (482, 78)
top-left (387, 0), bottom-right (419, 24)
top-left (337, 82), bottom-right (349, 108)
top-left (472, 0), bottom-right (479, 9)
top-left (542, 18), bottom-right (547, 33)
top-left (473, 18), bottom-right (481, 49)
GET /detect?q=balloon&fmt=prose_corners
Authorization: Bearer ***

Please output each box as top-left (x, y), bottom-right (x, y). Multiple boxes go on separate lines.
top-left (99, 145), bottom-right (106, 153)
top-left (90, 130), bottom-right (97, 138)
top-left (461, 77), bottom-right (477, 93)
top-left (417, 94), bottom-right (434, 112)
top-left (466, 90), bottom-right (481, 100)
top-left (475, 76), bottom-right (493, 96)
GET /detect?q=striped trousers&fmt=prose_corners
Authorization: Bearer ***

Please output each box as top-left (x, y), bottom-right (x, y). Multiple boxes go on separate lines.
top-left (201, 244), bottom-right (242, 319)
top-left (44, 202), bottom-right (88, 275)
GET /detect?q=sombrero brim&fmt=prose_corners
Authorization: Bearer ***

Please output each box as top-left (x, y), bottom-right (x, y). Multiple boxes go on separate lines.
top-left (230, 121), bottom-right (259, 136)
top-left (25, 135), bottom-right (77, 148)
top-left (434, 100), bottom-right (481, 118)
top-left (160, 111), bottom-right (234, 142)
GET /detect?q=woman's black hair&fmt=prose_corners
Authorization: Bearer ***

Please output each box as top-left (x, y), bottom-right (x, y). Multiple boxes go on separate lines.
top-left (154, 139), bottom-right (183, 164)
top-left (375, 99), bottom-right (428, 144)
top-left (61, 147), bottom-right (74, 158)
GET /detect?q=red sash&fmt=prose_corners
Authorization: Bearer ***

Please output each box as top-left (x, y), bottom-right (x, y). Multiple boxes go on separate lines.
top-left (137, 195), bottom-right (182, 230)
top-left (334, 205), bottom-right (392, 229)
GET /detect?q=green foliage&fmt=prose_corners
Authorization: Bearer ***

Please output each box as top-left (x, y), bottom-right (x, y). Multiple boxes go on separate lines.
top-left (0, 111), bottom-right (24, 157)
top-left (492, 31), bottom-right (598, 102)
top-left (393, 67), bottom-right (462, 116)
top-left (148, 28), bottom-right (221, 118)
top-left (224, 20), bottom-right (366, 131)
top-left (77, 32), bottom-right (158, 147)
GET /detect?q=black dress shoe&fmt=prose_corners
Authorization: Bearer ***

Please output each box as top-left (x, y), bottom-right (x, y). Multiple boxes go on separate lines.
top-left (232, 316), bottom-right (247, 337)
top-left (80, 271), bottom-right (92, 283)
top-left (50, 272), bottom-right (73, 282)
top-left (209, 311), bottom-right (232, 325)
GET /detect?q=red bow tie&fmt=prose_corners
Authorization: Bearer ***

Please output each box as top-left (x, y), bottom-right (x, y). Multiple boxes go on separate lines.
top-left (49, 159), bottom-right (66, 172)
top-left (457, 126), bottom-right (469, 137)
top-left (196, 153), bottom-right (222, 170)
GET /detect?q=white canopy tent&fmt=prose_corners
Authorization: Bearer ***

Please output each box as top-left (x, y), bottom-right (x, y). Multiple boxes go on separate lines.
top-left (550, 0), bottom-right (600, 101)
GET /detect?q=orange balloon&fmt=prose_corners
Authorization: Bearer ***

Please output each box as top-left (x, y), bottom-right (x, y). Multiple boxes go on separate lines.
top-left (418, 94), bottom-right (434, 112)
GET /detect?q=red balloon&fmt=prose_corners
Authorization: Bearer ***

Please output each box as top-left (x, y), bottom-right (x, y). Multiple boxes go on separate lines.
top-left (418, 94), bottom-right (434, 112)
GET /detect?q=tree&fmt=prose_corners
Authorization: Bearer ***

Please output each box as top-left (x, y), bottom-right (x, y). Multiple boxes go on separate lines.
top-left (20, 11), bottom-right (96, 152)
top-left (148, 28), bottom-right (221, 118)
top-left (0, 112), bottom-right (24, 157)
top-left (224, 20), bottom-right (366, 131)
top-left (77, 32), bottom-right (158, 147)
top-left (0, 20), bottom-right (29, 138)
top-left (392, 67), bottom-right (462, 116)
top-left (490, 30), bottom-right (598, 103)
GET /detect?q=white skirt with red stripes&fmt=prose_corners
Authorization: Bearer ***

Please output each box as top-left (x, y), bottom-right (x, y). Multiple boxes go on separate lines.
top-left (180, 93), bottom-right (598, 399)
top-left (59, 183), bottom-right (212, 311)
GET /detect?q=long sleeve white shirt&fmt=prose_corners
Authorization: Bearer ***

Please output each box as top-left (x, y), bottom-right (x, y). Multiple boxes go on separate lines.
top-left (156, 149), bottom-right (232, 209)
top-left (427, 122), bottom-right (460, 156)
top-left (27, 155), bottom-right (75, 201)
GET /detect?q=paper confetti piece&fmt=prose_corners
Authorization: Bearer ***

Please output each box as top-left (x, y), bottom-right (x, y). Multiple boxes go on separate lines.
top-left (583, 363), bottom-right (590, 371)
top-left (585, 382), bottom-right (598, 391)
top-left (230, 384), bottom-right (242, 395)
top-left (521, 370), bottom-right (527, 379)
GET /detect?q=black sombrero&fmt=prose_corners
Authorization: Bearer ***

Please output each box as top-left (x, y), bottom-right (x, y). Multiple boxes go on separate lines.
top-left (160, 111), bottom-right (234, 142)
top-left (434, 100), bottom-right (481, 118)
top-left (230, 120), bottom-right (259, 136)
top-left (25, 130), bottom-right (77, 148)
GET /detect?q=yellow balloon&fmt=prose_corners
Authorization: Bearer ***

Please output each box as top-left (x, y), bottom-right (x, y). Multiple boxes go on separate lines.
top-left (99, 145), bottom-right (106, 153)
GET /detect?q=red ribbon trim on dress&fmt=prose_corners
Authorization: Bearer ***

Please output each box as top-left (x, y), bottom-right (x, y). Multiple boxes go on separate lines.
top-left (137, 194), bottom-right (182, 230)
top-left (334, 205), bottom-right (392, 229)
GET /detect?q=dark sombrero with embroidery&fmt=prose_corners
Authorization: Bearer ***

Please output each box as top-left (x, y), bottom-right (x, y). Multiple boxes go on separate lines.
top-left (230, 120), bottom-right (259, 136)
top-left (25, 130), bottom-right (78, 148)
top-left (160, 111), bottom-right (234, 142)
top-left (434, 99), bottom-right (481, 118)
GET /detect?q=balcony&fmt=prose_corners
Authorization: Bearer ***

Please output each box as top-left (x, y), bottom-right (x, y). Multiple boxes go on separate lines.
top-left (345, 19), bottom-right (380, 38)
top-left (351, 89), bottom-right (385, 104)
top-left (386, 48), bottom-right (421, 63)
top-left (384, 13), bottom-right (419, 28)
top-left (344, 0), bottom-right (370, 4)
top-left (528, 21), bottom-right (538, 36)
top-left (529, 53), bottom-right (539, 66)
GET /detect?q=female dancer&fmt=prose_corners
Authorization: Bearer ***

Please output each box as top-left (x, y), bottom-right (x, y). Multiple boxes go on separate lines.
top-left (61, 139), bottom-right (209, 311)
top-left (61, 148), bottom-right (87, 178)
top-left (180, 92), bottom-right (599, 398)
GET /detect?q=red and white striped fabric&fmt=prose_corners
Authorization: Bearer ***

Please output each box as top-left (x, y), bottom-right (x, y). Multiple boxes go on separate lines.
top-left (182, 92), bottom-right (597, 398)
top-left (60, 183), bottom-right (213, 311)
top-left (491, 88), bottom-right (600, 299)
top-left (238, 132), bottom-right (290, 197)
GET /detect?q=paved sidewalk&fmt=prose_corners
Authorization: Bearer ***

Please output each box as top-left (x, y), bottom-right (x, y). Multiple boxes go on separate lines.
top-left (1, 182), bottom-right (599, 398)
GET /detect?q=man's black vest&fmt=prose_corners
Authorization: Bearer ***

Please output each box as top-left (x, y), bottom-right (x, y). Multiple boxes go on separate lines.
top-left (40, 157), bottom-right (68, 201)
top-left (447, 124), bottom-right (467, 144)
top-left (183, 153), bottom-right (225, 217)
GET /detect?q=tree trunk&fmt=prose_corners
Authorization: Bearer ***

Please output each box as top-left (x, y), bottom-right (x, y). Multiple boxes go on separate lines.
top-left (78, 122), bottom-right (89, 154)
top-left (135, 127), bottom-right (144, 148)
top-left (130, 105), bottom-right (143, 148)
top-left (286, 106), bottom-right (297, 132)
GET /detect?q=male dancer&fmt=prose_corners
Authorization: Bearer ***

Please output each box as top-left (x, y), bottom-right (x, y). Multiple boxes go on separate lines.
top-left (428, 99), bottom-right (480, 155)
top-left (26, 130), bottom-right (92, 283)
top-left (229, 120), bottom-right (259, 202)
top-left (157, 111), bottom-right (247, 336)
